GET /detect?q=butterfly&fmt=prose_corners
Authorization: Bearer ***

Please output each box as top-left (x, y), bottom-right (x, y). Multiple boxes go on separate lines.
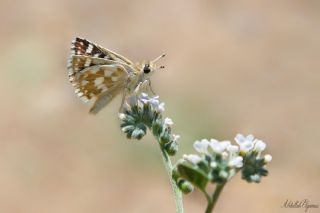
top-left (67, 37), bottom-right (165, 114)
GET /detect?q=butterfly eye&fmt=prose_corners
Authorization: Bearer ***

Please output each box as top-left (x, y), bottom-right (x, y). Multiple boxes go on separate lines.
top-left (143, 64), bottom-right (151, 74)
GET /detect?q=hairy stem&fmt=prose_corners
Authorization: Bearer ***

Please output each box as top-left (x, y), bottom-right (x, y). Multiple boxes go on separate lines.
top-left (205, 183), bottom-right (226, 213)
top-left (159, 147), bottom-right (184, 213)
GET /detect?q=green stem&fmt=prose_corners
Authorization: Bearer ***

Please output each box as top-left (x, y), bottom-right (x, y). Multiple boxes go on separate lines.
top-left (159, 147), bottom-right (184, 213)
top-left (205, 182), bottom-right (226, 213)
top-left (202, 189), bottom-right (211, 204)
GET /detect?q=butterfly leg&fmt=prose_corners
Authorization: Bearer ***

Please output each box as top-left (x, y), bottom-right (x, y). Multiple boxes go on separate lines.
top-left (119, 80), bottom-right (145, 112)
top-left (119, 88), bottom-right (129, 112)
top-left (147, 80), bottom-right (156, 96)
top-left (133, 80), bottom-right (155, 96)
top-left (133, 81), bottom-right (145, 94)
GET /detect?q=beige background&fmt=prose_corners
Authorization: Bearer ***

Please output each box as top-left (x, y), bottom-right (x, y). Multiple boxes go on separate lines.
top-left (0, 0), bottom-right (319, 212)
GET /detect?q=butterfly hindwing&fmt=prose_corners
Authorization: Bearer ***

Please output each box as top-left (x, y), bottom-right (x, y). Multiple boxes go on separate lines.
top-left (89, 83), bottom-right (123, 114)
top-left (71, 64), bottom-right (127, 103)
top-left (67, 55), bottom-right (117, 79)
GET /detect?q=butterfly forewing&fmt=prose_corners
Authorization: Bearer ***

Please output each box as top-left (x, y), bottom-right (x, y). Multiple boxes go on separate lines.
top-left (68, 37), bottom-right (140, 114)
top-left (71, 37), bottom-right (112, 59)
top-left (70, 37), bottom-right (133, 64)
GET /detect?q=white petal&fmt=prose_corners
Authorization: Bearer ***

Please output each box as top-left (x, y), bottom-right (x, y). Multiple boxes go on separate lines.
top-left (210, 139), bottom-right (219, 144)
top-left (210, 162), bottom-right (217, 168)
top-left (208, 140), bottom-right (226, 154)
top-left (250, 174), bottom-right (261, 182)
top-left (239, 141), bottom-right (254, 152)
top-left (219, 170), bottom-right (229, 179)
top-left (227, 145), bottom-right (239, 153)
top-left (150, 99), bottom-right (160, 108)
top-left (235, 134), bottom-right (246, 144)
top-left (173, 134), bottom-right (180, 141)
top-left (222, 151), bottom-right (228, 159)
top-left (164, 117), bottom-right (174, 126)
top-left (229, 156), bottom-right (243, 168)
top-left (254, 139), bottom-right (266, 152)
top-left (140, 93), bottom-right (148, 99)
top-left (220, 141), bottom-right (231, 150)
top-left (139, 93), bottom-right (149, 103)
top-left (157, 102), bottom-right (165, 112)
top-left (264, 154), bottom-right (272, 162)
top-left (193, 139), bottom-right (209, 154)
top-left (183, 154), bottom-right (202, 165)
top-left (118, 113), bottom-right (126, 120)
top-left (246, 134), bottom-right (255, 142)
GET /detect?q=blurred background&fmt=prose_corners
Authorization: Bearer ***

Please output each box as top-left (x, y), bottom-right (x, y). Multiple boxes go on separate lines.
top-left (0, 0), bottom-right (319, 212)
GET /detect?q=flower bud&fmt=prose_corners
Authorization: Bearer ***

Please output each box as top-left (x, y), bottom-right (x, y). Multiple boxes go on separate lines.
top-left (165, 141), bottom-right (178, 156)
top-left (159, 131), bottom-right (171, 145)
top-left (264, 154), bottom-right (272, 163)
top-left (178, 179), bottom-right (194, 194)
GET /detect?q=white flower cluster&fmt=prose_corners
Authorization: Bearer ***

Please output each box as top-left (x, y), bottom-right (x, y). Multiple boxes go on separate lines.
top-left (119, 93), bottom-right (166, 122)
top-left (183, 134), bottom-right (272, 180)
top-left (183, 138), bottom-right (243, 169)
top-left (234, 134), bottom-right (272, 162)
top-left (139, 93), bottom-right (165, 112)
top-left (122, 92), bottom-right (165, 113)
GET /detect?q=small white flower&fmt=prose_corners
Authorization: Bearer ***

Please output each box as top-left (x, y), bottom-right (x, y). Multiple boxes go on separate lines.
top-left (227, 145), bottom-right (239, 159)
top-left (254, 139), bottom-right (266, 152)
top-left (250, 174), bottom-right (261, 182)
top-left (235, 134), bottom-right (256, 153)
top-left (139, 92), bottom-right (149, 101)
top-left (157, 102), bottom-right (165, 112)
top-left (173, 134), bottom-right (180, 141)
top-left (164, 117), bottom-right (174, 126)
top-left (193, 139), bottom-right (210, 154)
top-left (150, 98), bottom-right (160, 108)
top-left (235, 134), bottom-right (254, 145)
top-left (228, 156), bottom-right (243, 168)
top-left (220, 141), bottom-right (231, 150)
top-left (210, 161), bottom-right (218, 168)
top-left (239, 141), bottom-right (254, 152)
top-left (234, 134), bottom-right (245, 144)
top-left (183, 154), bottom-right (202, 165)
top-left (227, 145), bottom-right (239, 154)
top-left (118, 113), bottom-right (126, 120)
top-left (222, 151), bottom-right (229, 159)
top-left (219, 170), bottom-right (229, 179)
top-left (209, 138), bottom-right (219, 144)
top-left (209, 139), bottom-right (229, 154)
top-left (137, 93), bottom-right (166, 112)
top-left (264, 154), bottom-right (272, 163)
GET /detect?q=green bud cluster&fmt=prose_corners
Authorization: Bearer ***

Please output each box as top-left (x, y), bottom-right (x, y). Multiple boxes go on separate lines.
top-left (119, 94), bottom-right (179, 156)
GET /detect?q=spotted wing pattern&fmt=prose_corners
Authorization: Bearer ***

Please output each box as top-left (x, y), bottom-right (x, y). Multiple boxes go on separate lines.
top-left (70, 37), bottom-right (132, 64)
top-left (70, 37), bottom-right (113, 59)
top-left (68, 37), bottom-right (132, 80)
top-left (71, 64), bottom-right (127, 103)
top-left (68, 38), bottom-right (132, 113)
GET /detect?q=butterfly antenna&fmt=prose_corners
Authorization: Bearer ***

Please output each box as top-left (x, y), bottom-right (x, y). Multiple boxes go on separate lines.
top-left (152, 53), bottom-right (166, 63)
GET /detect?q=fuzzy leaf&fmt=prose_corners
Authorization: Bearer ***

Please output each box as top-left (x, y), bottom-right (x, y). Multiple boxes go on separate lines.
top-left (177, 164), bottom-right (209, 191)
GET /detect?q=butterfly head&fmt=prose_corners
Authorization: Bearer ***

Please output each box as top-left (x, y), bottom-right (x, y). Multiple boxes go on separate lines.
top-left (141, 53), bottom-right (166, 77)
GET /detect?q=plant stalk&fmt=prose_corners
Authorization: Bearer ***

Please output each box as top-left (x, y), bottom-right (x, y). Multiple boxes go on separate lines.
top-left (160, 147), bottom-right (184, 213)
top-left (205, 182), bottom-right (226, 213)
